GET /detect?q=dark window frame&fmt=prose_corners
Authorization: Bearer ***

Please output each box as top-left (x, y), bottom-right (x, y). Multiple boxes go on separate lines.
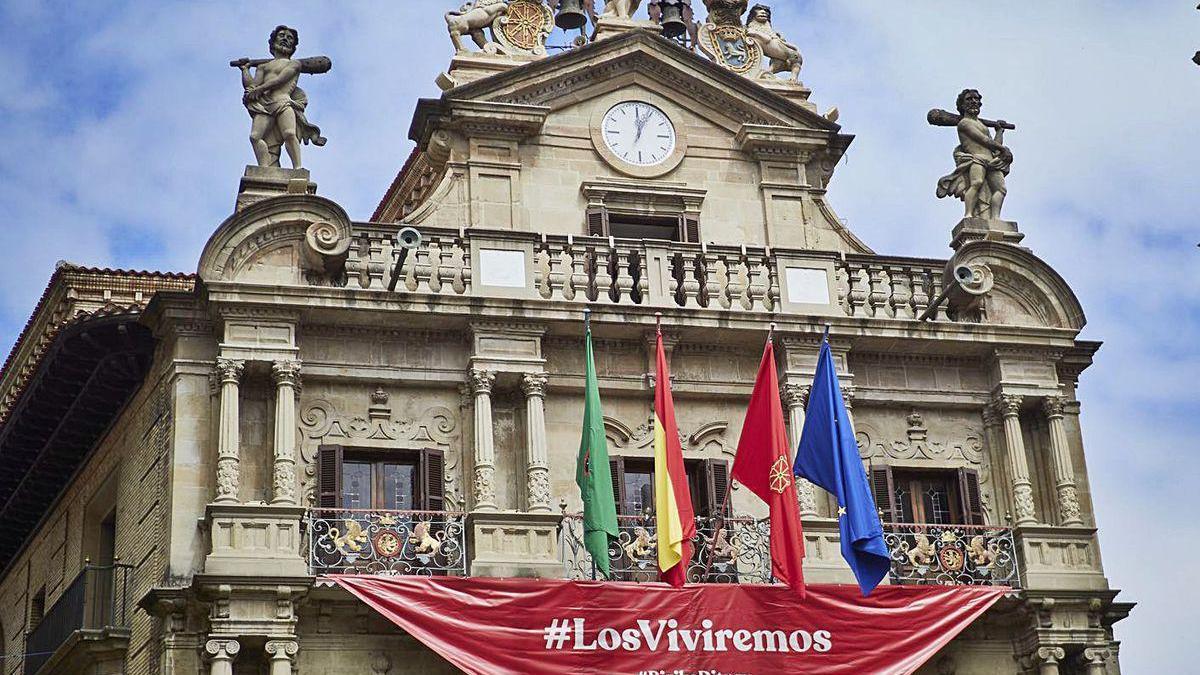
top-left (870, 465), bottom-right (984, 526)
top-left (608, 455), bottom-right (730, 518)
top-left (586, 206), bottom-right (701, 243)
top-left (316, 444), bottom-right (445, 511)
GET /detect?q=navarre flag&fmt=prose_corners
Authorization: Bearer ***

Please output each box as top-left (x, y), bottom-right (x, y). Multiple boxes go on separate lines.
top-left (653, 327), bottom-right (696, 587)
top-left (794, 336), bottom-right (890, 596)
top-left (731, 338), bottom-right (806, 594)
top-left (576, 320), bottom-right (619, 578)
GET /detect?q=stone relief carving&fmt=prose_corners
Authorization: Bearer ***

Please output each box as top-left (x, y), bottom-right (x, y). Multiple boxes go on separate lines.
top-left (603, 415), bottom-right (731, 457)
top-left (299, 398), bottom-right (462, 509)
top-left (855, 411), bottom-right (983, 464)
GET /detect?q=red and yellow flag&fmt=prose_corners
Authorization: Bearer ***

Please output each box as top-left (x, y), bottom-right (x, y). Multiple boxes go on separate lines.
top-left (653, 327), bottom-right (695, 587)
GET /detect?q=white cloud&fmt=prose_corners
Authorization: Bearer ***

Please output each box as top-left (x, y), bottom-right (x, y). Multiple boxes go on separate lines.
top-left (0, 0), bottom-right (1193, 669)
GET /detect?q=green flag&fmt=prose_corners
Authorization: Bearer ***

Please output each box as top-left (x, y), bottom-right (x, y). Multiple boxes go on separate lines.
top-left (576, 323), bottom-right (619, 578)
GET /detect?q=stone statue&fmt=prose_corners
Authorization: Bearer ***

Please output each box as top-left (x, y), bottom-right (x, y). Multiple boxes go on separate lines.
top-left (931, 89), bottom-right (1014, 221)
top-left (601, 0), bottom-right (642, 18)
top-left (231, 25), bottom-right (329, 169)
top-left (703, 0), bottom-right (747, 26)
top-left (445, 0), bottom-right (510, 53)
top-left (746, 4), bottom-right (801, 81)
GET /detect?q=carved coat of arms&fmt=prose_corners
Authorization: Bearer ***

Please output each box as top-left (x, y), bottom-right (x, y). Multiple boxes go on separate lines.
top-left (696, 0), bottom-right (762, 75)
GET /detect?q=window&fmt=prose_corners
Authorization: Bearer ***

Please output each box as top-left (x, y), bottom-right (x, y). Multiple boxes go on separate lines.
top-left (316, 445), bottom-right (444, 511)
top-left (587, 206), bottom-right (701, 243)
top-left (608, 456), bottom-right (730, 517)
top-left (870, 466), bottom-right (983, 525)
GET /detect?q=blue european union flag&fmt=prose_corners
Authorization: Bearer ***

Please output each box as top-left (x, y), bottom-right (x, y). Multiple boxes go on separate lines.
top-left (793, 337), bottom-right (891, 596)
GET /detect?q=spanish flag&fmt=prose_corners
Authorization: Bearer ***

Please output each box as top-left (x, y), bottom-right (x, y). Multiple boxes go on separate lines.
top-left (653, 326), bottom-right (696, 587)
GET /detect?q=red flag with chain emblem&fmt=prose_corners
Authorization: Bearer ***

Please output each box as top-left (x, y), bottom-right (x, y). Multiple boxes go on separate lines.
top-left (732, 338), bottom-right (806, 596)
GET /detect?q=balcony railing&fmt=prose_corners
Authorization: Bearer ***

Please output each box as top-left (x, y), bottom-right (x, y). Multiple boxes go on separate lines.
top-left (561, 514), bottom-right (773, 584)
top-left (308, 509), bottom-right (467, 576)
top-left (561, 515), bottom-right (1018, 588)
top-left (24, 563), bottom-right (132, 675)
top-left (882, 522), bottom-right (1020, 588)
top-left (343, 226), bottom-right (959, 322)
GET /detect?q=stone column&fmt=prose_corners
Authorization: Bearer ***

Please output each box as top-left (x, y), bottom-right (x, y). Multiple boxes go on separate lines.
top-left (1081, 647), bottom-right (1111, 675)
top-left (271, 361), bottom-right (302, 506)
top-left (469, 369), bottom-right (497, 511)
top-left (781, 383), bottom-right (818, 516)
top-left (521, 373), bottom-right (552, 513)
top-left (997, 394), bottom-right (1037, 525)
top-left (214, 359), bottom-right (245, 504)
top-left (205, 639), bottom-right (240, 675)
top-left (265, 639), bottom-right (299, 675)
top-left (1026, 646), bottom-right (1066, 675)
top-left (1042, 396), bottom-right (1083, 525)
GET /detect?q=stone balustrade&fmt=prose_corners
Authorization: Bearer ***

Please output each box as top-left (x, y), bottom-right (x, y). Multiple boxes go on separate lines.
top-left (340, 225), bottom-right (961, 322)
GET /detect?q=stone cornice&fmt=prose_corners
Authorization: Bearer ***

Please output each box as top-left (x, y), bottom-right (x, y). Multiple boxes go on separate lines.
top-left (410, 98), bottom-right (550, 145)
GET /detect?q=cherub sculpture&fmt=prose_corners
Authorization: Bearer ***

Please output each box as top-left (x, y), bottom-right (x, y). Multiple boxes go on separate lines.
top-left (409, 521), bottom-right (443, 556)
top-left (446, 0), bottom-right (509, 53)
top-left (746, 5), bottom-right (801, 80)
top-left (231, 25), bottom-right (330, 169)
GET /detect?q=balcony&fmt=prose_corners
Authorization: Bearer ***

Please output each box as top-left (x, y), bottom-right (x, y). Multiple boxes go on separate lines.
top-left (308, 509), bottom-right (467, 576)
top-left (24, 563), bottom-right (132, 675)
top-left (340, 226), bottom-right (959, 322)
top-left (560, 515), bottom-right (1020, 588)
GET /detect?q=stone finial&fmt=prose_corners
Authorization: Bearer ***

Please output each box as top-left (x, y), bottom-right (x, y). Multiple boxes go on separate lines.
top-left (231, 25), bottom-right (330, 169)
top-left (930, 89), bottom-right (1014, 222)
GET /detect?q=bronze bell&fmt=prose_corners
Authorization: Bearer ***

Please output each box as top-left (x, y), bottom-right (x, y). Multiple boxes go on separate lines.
top-left (554, 0), bottom-right (589, 31)
top-left (656, 1), bottom-right (688, 38)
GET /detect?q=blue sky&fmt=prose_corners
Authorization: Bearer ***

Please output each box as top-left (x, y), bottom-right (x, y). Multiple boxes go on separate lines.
top-left (0, 0), bottom-right (1196, 669)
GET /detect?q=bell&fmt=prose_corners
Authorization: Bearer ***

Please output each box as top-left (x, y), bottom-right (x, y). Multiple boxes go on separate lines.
top-left (554, 0), bottom-right (589, 30)
top-left (657, 2), bottom-right (688, 38)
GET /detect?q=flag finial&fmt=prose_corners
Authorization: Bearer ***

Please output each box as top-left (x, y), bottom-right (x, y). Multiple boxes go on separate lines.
top-left (584, 308), bottom-right (591, 332)
top-left (822, 323), bottom-right (831, 342)
top-left (655, 311), bottom-right (662, 335)
top-left (769, 322), bottom-right (777, 342)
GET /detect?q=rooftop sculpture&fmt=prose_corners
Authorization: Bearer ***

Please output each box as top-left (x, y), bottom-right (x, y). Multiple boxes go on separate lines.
top-left (930, 89), bottom-right (1014, 222)
top-left (231, 25), bottom-right (330, 169)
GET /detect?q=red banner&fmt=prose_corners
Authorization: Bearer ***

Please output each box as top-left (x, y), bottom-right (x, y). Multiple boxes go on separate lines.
top-left (333, 575), bottom-right (1006, 675)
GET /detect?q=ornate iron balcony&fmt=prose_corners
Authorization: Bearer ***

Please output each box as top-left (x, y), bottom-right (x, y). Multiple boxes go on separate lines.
top-left (307, 509), bottom-right (467, 576)
top-left (561, 514), bottom-right (773, 584)
top-left (24, 563), bottom-right (132, 675)
top-left (561, 514), bottom-right (1019, 588)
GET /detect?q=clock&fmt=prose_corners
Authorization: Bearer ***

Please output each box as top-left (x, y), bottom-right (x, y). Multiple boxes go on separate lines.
top-left (600, 101), bottom-right (677, 167)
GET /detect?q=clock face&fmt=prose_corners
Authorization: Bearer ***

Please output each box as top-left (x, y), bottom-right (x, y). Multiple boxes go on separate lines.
top-left (601, 101), bottom-right (677, 167)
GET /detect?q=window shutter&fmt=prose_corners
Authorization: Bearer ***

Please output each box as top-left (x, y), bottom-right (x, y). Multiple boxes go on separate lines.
top-left (704, 459), bottom-right (731, 517)
top-left (958, 468), bottom-right (984, 525)
top-left (679, 214), bottom-right (701, 243)
top-left (586, 206), bottom-right (609, 237)
top-left (423, 448), bottom-right (446, 512)
top-left (609, 457), bottom-right (625, 515)
top-left (869, 466), bottom-right (895, 523)
top-left (316, 445), bottom-right (344, 509)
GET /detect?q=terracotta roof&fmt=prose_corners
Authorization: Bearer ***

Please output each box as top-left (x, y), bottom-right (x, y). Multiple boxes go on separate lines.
top-left (0, 264), bottom-right (195, 426)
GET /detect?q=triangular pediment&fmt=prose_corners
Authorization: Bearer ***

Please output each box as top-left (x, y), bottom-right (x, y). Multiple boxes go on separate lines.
top-left (443, 29), bottom-right (841, 135)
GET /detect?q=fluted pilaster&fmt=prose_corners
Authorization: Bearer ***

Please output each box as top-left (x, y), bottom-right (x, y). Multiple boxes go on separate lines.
top-left (522, 373), bottom-right (552, 513)
top-left (214, 359), bottom-right (245, 504)
top-left (469, 369), bottom-right (497, 510)
top-left (1043, 396), bottom-right (1082, 525)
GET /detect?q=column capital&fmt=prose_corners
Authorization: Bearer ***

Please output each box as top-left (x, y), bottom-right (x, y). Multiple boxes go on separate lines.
top-left (265, 639), bottom-right (299, 657)
top-left (981, 404), bottom-right (1002, 429)
top-left (780, 383), bottom-right (811, 410)
top-left (520, 372), bottom-right (548, 398)
top-left (1081, 647), bottom-right (1111, 667)
top-left (271, 360), bottom-right (302, 387)
top-left (215, 358), bottom-right (245, 384)
top-left (996, 393), bottom-right (1023, 417)
top-left (205, 638), bottom-right (241, 658)
top-left (841, 385), bottom-right (856, 411)
top-left (1042, 395), bottom-right (1067, 419)
top-left (468, 368), bottom-right (495, 396)
top-left (1022, 645), bottom-right (1065, 667)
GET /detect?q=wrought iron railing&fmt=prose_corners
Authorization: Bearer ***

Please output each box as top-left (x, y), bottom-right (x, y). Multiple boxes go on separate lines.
top-left (561, 515), bottom-right (1019, 588)
top-left (561, 514), bottom-right (772, 584)
top-left (307, 509), bottom-right (467, 576)
top-left (882, 522), bottom-right (1019, 588)
top-left (24, 563), bottom-right (132, 675)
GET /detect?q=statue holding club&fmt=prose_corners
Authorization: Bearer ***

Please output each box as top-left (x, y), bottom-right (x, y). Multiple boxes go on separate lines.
top-left (231, 25), bottom-right (331, 169)
top-left (929, 89), bottom-right (1014, 221)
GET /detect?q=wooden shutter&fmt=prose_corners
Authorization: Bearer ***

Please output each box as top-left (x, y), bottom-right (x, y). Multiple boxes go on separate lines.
top-left (422, 448), bottom-right (446, 512)
top-left (586, 206), bottom-right (609, 237)
top-left (679, 214), bottom-right (701, 243)
top-left (609, 457), bottom-right (626, 515)
top-left (957, 468), bottom-right (984, 525)
top-left (869, 466), bottom-right (896, 523)
top-left (316, 445), bottom-right (344, 509)
top-left (704, 459), bottom-right (731, 516)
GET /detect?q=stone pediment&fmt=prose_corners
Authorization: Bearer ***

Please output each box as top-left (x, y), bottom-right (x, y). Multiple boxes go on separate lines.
top-left (412, 29), bottom-right (846, 146)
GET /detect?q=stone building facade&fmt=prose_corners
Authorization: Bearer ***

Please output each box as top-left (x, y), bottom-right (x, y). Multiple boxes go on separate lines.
top-left (0, 10), bottom-right (1129, 675)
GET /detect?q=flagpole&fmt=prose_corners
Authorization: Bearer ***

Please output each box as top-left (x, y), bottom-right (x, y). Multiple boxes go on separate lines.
top-left (702, 322), bottom-right (776, 582)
